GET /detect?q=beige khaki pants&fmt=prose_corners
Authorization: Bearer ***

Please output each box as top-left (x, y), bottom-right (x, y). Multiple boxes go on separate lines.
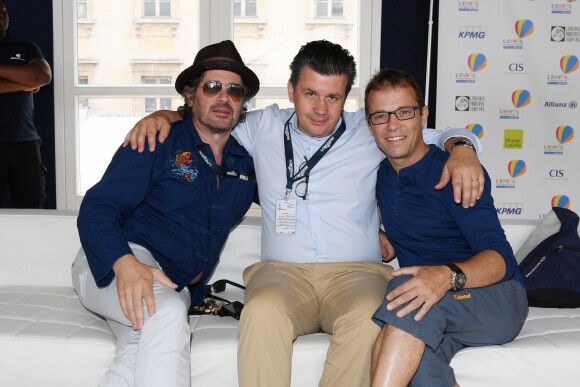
top-left (238, 261), bottom-right (393, 387)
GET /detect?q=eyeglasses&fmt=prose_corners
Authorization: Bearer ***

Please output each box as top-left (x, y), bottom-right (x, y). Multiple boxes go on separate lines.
top-left (366, 106), bottom-right (423, 125)
top-left (294, 157), bottom-right (309, 200)
top-left (199, 80), bottom-right (246, 102)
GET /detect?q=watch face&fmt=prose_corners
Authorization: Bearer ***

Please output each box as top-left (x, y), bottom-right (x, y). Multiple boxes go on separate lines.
top-left (456, 272), bottom-right (467, 290)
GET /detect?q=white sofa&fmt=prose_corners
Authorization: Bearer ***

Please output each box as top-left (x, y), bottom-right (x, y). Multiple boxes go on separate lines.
top-left (1, 210), bottom-right (579, 387)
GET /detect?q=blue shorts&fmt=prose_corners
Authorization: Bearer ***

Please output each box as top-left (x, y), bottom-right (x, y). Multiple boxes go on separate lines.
top-left (372, 275), bottom-right (528, 387)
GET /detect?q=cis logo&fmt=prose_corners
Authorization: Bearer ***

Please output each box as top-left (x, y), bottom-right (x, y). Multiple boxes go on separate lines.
top-left (549, 169), bottom-right (564, 178)
top-left (509, 63), bottom-right (524, 72)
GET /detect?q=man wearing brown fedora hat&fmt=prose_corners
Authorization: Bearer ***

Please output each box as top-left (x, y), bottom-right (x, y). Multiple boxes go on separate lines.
top-left (124, 40), bottom-right (484, 387)
top-left (72, 40), bottom-right (258, 387)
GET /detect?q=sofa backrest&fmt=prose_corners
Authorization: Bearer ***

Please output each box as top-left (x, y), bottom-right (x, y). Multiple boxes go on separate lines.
top-left (0, 210), bottom-right (538, 288)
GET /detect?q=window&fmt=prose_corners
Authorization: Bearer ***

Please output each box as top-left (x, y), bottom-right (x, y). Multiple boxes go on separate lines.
top-left (144, 0), bottom-right (171, 17)
top-left (77, 0), bottom-right (87, 19)
top-left (316, 0), bottom-right (344, 17)
top-left (78, 76), bottom-right (89, 109)
top-left (54, 0), bottom-right (381, 209)
top-left (143, 76), bottom-right (172, 113)
top-left (234, 0), bottom-right (257, 17)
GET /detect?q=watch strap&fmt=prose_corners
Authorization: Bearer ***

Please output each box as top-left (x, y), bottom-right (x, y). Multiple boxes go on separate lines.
top-left (450, 139), bottom-right (475, 152)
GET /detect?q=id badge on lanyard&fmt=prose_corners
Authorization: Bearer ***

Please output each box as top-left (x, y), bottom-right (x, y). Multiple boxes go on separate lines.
top-left (275, 197), bottom-right (297, 235)
top-left (276, 112), bottom-right (346, 235)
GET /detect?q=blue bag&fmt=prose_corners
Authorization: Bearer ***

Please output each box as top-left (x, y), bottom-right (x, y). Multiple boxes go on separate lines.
top-left (517, 207), bottom-right (580, 308)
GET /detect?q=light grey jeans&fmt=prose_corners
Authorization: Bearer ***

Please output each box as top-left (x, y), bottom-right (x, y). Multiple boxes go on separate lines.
top-left (72, 244), bottom-right (191, 387)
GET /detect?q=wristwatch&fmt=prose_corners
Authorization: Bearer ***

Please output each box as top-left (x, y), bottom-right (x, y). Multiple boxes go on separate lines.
top-left (446, 263), bottom-right (467, 292)
top-left (450, 139), bottom-right (475, 152)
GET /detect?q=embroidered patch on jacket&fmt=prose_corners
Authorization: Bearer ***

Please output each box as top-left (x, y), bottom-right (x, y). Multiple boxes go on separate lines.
top-left (170, 150), bottom-right (198, 182)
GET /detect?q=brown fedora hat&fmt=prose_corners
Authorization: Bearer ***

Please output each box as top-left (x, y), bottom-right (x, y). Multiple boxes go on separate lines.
top-left (175, 40), bottom-right (260, 99)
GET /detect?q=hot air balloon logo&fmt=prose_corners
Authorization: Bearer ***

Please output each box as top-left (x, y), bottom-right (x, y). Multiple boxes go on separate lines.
top-left (560, 55), bottom-right (579, 74)
top-left (467, 53), bottom-right (487, 72)
top-left (555, 125), bottom-right (574, 144)
top-left (466, 124), bottom-right (484, 139)
top-left (551, 195), bottom-right (570, 209)
top-left (515, 19), bottom-right (534, 38)
top-left (512, 89), bottom-right (531, 108)
top-left (507, 160), bottom-right (526, 178)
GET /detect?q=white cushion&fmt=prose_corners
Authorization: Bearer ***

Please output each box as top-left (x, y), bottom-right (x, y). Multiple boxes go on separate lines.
top-left (0, 286), bottom-right (115, 387)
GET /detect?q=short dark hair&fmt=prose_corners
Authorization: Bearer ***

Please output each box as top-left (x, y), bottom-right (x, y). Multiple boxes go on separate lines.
top-left (177, 72), bottom-right (250, 123)
top-left (289, 40), bottom-right (357, 96)
top-left (364, 68), bottom-right (425, 117)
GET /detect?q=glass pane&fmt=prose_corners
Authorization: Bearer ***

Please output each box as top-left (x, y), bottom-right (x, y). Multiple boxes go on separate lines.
top-left (316, 0), bottom-right (328, 17)
top-left (246, 0), bottom-right (257, 17)
top-left (233, 0), bottom-right (241, 17)
top-left (332, 0), bottom-right (343, 17)
top-left (77, 1), bottom-right (87, 19)
top-left (234, 0), bottom-right (360, 87)
top-left (78, 97), bottom-right (182, 193)
top-left (76, 0), bottom-right (199, 86)
top-left (160, 0), bottom-right (171, 16)
top-left (143, 1), bottom-right (155, 16)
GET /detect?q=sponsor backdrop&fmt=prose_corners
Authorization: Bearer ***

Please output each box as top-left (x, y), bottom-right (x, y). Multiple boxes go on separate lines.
top-left (436, 0), bottom-right (579, 220)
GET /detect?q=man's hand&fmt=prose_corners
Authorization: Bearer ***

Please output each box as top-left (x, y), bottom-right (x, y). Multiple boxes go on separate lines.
top-left (112, 254), bottom-right (177, 330)
top-left (386, 265), bottom-right (451, 321)
top-left (435, 146), bottom-right (483, 208)
top-left (379, 229), bottom-right (396, 262)
top-left (122, 110), bottom-right (180, 153)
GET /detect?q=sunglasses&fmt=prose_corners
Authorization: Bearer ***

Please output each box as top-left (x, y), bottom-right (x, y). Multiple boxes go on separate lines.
top-left (199, 80), bottom-right (246, 102)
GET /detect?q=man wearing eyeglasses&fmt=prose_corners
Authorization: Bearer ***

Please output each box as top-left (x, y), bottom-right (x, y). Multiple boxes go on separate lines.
top-left (72, 40), bottom-right (259, 387)
top-left (124, 40), bottom-right (484, 387)
top-left (365, 68), bottom-right (527, 387)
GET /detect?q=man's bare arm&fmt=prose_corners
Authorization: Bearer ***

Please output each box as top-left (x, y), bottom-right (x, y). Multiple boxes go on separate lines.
top-left (436, 139), bottom-right (484, 208)
top-left (386, 250), bottom-right (505, 321)
top-left (123, 110), bottom-right (181, 152)
top-left (0, 58), bottom-right (52, 89)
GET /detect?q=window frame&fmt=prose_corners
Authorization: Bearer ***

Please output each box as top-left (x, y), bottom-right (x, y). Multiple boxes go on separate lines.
top-left (233, 0), bottom-right (257, 17)
top-left (315, 0), bottom-right (344, 18)
top-left (143, 0), bottom-right (171, 17)
top-left (52, 0), bottom-right (382, 210)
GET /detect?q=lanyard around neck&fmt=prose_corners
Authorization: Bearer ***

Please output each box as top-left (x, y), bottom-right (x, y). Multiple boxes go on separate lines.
top-left (197, 147), bottom-right (251, 181)
top-left (283, 112), bottom-right (346, 195)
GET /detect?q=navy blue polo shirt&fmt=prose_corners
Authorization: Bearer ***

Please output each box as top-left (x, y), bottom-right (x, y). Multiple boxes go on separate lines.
top-left (377, 145), bottom-right (522, 284)
top-left (0, 38), bottom-right (44, 142)
top-left (78, 117), bottom-right (258, 304)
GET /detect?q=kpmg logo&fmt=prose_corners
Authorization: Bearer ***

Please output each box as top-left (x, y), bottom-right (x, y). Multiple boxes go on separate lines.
top-left (547, 55), bottom-right (578, 85)
top-left (551, 26), bottom-right (580, 42)
top-left (455, 96), bottom-right (485, 111)
top-left (458, 26), bottom-right (487, 39)
top-left (458, 1), bottom-right (479, 12)
top-left (496, 203), bottom-right (523, 216)
top-left (552, 195), bottom-right (571, 209)
top-left (456, 53), bottom-right (487, 83)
